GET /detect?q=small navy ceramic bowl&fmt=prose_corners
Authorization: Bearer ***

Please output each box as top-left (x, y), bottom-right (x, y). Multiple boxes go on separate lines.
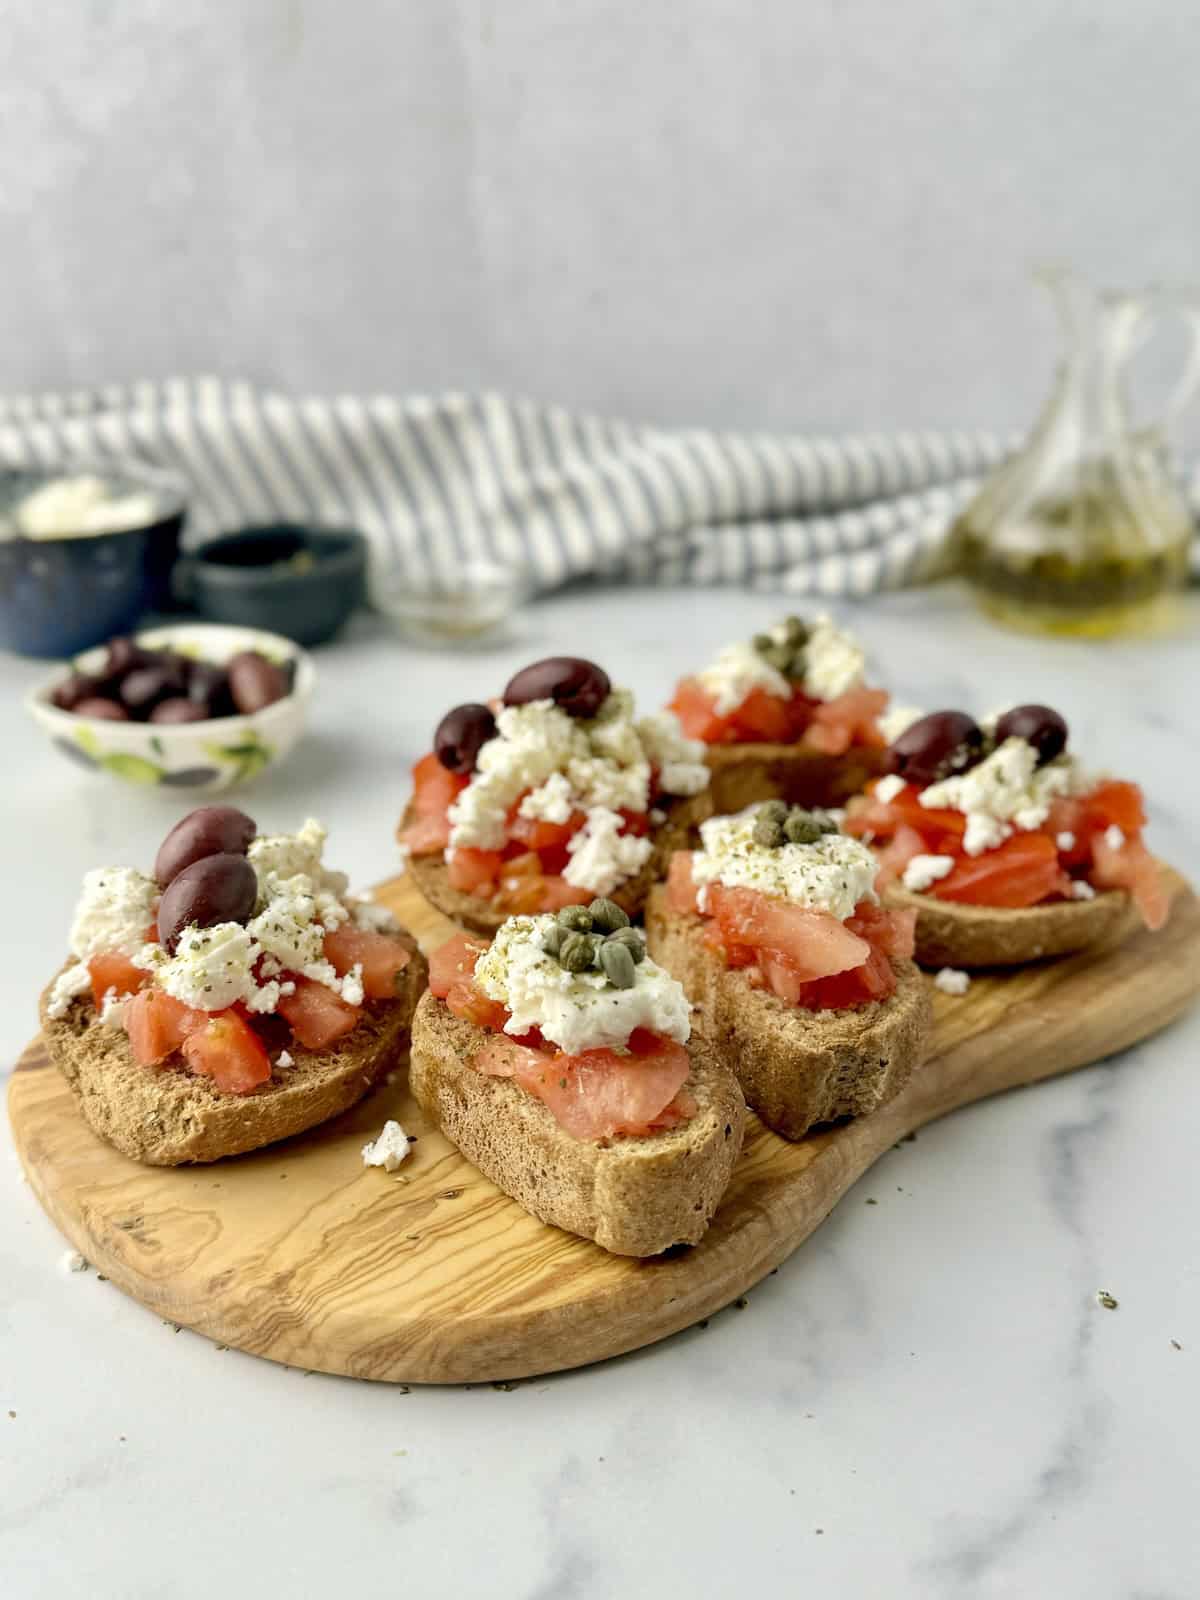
top-left (0, 464), bottom-right (187, 658)
top-left (180, 524), bottom-right (367, 646)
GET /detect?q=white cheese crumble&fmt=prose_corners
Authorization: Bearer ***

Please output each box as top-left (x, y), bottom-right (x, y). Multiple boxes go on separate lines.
top-left (934, 967), bottom-right (971, 996)
top-left (361, 1120), bottom-right (412, 1172)
top-left (1104, 825), bottom-right (1125, 851)
top-left (1056, 831), bottom-right (1076, 852)
top-left (879, 704), bottom-right (925, 745)
top-left (45, 961), bottom-right (92, 1020)
top-left (1071, 879), bottom-right (1097, 900)
top-left (902, 854), bottom-right (956, 893)
top-left (474, 915), bottom-right (691, 1055)
top-left (142, 922), bottom-right (266, 1012)
top-left (276, 1049), bottom-right (294, 1068)
top-left (99, 987), bottom-right (128, 1029)
top-left (920, 738), bottom-right (1087, 857)
top-left (563, 807), bottom-right (653, 897)
top-left (690, 807), bottom-right (877, 922)
top-left (874, 773), bottom-right (906, 805)
top-left (68, 867), bottom-right (158, 961)
top-left (449, 693), bottom-right (707, 854)
top-left (800, 614), bottom-right (865, 701)
top-left (698, 639), bottom-right (791, 715)
top-left (59, 1249), bottom-right (89, 1273)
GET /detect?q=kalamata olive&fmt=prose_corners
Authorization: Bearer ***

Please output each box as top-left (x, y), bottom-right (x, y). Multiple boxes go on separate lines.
top-left (120, 665), bottom-right (175, 715)
top-left (72, 696), bottom-right (129, 721)
top-left (104, 636), bottom-right (148, 680)
top-left (994, 704), bottom-right (1068, 765)
top-left (51, 672), bottom-right (105, 711)
top-left (502, 656), bottom-right (611, 719)
top-left (156, 852), bottom-right (258, 950)
top-left (434, 703), bottom-right (498, 773)
top-left (155, 805), bottom-right (257, 888)
top-left (186, 661), bottom-right (231, 711)
top-left (150, 697), bottom-right (209, 725)
top-left (227, 650), bottom-right (289, 714)
top-left (890, 711), bottom-right (984, 785)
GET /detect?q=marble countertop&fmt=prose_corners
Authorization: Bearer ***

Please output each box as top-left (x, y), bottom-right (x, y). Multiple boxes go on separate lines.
top-left (3, 583), bottom-right (1198, 1598)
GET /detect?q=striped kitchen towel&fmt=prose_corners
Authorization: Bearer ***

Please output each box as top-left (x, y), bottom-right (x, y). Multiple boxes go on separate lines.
top-left (0, 379), bottom-right (1195, 594)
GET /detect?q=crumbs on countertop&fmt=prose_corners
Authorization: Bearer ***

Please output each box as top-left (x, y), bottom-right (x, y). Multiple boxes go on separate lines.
top-left (59, 1249), bottom-right (88, 1274)
top-left (1096, 1290), bottom-right (1119, 1310)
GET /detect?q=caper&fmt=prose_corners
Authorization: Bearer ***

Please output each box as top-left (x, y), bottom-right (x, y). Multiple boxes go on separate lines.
top-left (752, 633), bottom-right (775, 655)
top-left (753, 814), bottom-right (786, 848)
top-left (781, 614), bottom-right (809, 645)
top-left (758, 799), bottom-right (788, 822)
top-left (556, 904), bottom-right (594, 933)
top-left (759, 643), bottom-right (793, 673)
top-left (540, 923), bottom-right (565, 957)
top-left (588, 896), bottom-right (630, 934)
top-left (559, 932), bottom-right (596, 973)
top-left (782, 809), bottom-right (825, 845)
top-left (599, 941), bottom-right (637, 989)
top-left (606, 926), bottom-right (646, 963)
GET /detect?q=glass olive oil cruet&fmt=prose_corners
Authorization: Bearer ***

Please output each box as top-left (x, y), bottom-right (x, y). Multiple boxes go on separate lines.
top-left (955, 266), bottom-right (1199, 637)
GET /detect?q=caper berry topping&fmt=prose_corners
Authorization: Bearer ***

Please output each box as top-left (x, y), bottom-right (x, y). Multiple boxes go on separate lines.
top-left (606, 926), bottom-right (646, 963)
top-left (758, 799), bottom-right (788, 822)
top-left (752, 633), bottom-right (775, 654)
top-left (781, 614), bottom-right (809, 646)
top-left (753, 813), bottom-right (787, 848)
top-left (540, 923), bottom-right (565, 957)
top-left (783, 810), bottom-right (828, 845)
top-left (588, 896), bottom-right (630, 934)
top-left (751, 617), bottom-right (809, 680)
top-left (558, 931), bottom-right (596, 973)
top-left (599, 941), bottom-right (637, 989)
top-left (556, 904), bottom-right (594, 933)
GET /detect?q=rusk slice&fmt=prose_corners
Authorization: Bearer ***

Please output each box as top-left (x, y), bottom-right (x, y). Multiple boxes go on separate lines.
top-left (881, 883), bottom-right (1135, 969)
top-left (403, 790), bottom-right (712, 937)
top-left (409, 990), bottom-right (746, 1257)
top-left (644, 885), bottom-right (932, 1142)
top-left (39, 945), bottom-right (428, 1166)
top-left (704, 742), bottom-right (887, 817)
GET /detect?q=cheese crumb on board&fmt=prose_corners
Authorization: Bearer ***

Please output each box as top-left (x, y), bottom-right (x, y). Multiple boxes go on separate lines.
top-left (361, 1121), bottom-right (412, 1172)
top-left (934, 967), bottom-right (971, 996)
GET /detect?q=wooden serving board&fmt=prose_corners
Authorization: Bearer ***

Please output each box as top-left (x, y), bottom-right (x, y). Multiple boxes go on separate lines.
top-left (9, 868), bottom-right (1200, 1384)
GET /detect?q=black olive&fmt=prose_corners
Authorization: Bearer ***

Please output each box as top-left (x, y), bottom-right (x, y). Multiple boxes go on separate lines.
top-left (890, 711), bottom-right (984, 785)
top-left (994, 704), bottom-right (1068, 765)
top-left (502, 657), bottom-right (611, 719)
top-left (434, 703), bottom-right (498, 773)
top-left (156, 853), bottom-right (258, 951)
top-left (155, 805), bottom-right (257, 889)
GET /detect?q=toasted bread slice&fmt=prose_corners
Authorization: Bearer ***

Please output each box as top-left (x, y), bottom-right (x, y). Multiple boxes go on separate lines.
top-left (403, 790), bottom-right (712, 936)
top-left (644, 884), bottom-right (932, 1142)
top-left (704, 742), bottom-right (887, 816)
top-left (409, 990), bottom-right (746, 1256)
top-left (881, 883), bottom-right (1135, 969)
top-left (39, 944), bottom-right (428, 1166)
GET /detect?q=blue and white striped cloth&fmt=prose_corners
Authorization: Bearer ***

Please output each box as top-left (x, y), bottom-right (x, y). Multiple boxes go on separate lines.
top-left (0, 379), bottom-right (1195, 595)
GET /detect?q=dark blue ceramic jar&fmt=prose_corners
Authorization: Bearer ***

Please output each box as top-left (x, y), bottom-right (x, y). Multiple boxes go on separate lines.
top-left (0, 466), bottom-right (187, 658)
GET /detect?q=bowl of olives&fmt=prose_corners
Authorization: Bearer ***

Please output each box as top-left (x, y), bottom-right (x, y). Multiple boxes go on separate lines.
top-left (26, 622), bottom-right (315, 791)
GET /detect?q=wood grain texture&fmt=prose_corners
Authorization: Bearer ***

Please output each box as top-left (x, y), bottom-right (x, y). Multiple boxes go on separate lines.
top-left (9, 867), bottom-right (1200, 1385)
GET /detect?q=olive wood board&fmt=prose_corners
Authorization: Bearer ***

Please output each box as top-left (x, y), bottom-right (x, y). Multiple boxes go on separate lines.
top-left (9, 866), bottom-right (1200, 1385)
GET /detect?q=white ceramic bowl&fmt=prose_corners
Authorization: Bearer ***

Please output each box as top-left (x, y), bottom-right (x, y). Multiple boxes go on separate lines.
top-left (27, 622), bottom-right (316, 792)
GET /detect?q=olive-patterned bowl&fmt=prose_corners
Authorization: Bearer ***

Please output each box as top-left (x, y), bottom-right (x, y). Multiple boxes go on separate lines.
top-left (26, 622), bottom-right (315, 792)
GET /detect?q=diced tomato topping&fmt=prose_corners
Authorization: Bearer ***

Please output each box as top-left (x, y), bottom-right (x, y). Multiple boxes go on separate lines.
top-left (181, 1010), bottom-right (273, 1095)
top-left (1090, 832), bottom-right (1168, 931)
top-left (848, 901), bottom-right (917, 960)
top-left (87, 951), bottom-right (146, 1009)
top-left (399, 810), bottom-right (453, 855)
top-left (429, 932), bottom-right (489, 996)
top-left (277, 977), bottom-right (361, 1050)
top-left (493, 873), bottom-right (591, 915)
top-left (666, 850), bottom-right (700, 915)
top-left (475, 1030), bottom-right (692, 1139)
top-left (447, 847), bottom-right (503, 895)
top-left (872, 823), bottom-right (928, 889)
top-left (507, 810), bottom-right (587, 854)
top-left (932, 833), bottom-right (1068, 909)
top-left (790, 942), bottom-right (898, 1009)
top-left (125, 989), bottom-right (210, 1067)
top-left (400, 752), bottom-right (469, 854)
top-left (446, 981), bottom-right (510, 1030)
top-left (670, 674), bottom-right (886, 750)
top-left (322, 924), bottom-right (412, 1000)
top-left (803, 687), bottom-right (889, 755)
top-left (707, 885), bottom-right (870, 978)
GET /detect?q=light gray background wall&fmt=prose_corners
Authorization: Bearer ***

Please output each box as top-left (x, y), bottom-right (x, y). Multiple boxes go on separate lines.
top-left (1, 1), bottom-right (1195, 432)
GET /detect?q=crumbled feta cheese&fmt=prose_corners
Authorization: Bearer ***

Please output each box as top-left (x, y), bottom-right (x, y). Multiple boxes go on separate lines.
top-left (1056, 831), bottom-right (1076, 852)
top-left (350, 898), bottom-right (400, 934)
top-left (474, 915), bottom-right (691, 1055)
top-left (276, 1049), bottom-right (294, 1068)
top-left (801, 615), bottom-right (866, 701)
top-left (248, 818), bottom-right (329, 887)
top-left (519, 771), bottom-right (575, 824)
top-left (878, 704), bottom-right (925, 745)
top-left (338, 963), bottom-right (365, 1007)
top-left (934, 967), bottom-right (971, 996)
top-left (698, 639), bottom-right (791, 715)
top-left (920, 738), bottom-right (1087, 856)
top-left (1104, 825), bottom-right (1125, 851)
top-left (634, 712), bottom-right (709, 796)
top-left (152, 922), bottom-right (264, 1012)
top-left (690, 808), bottom-right (877, 922)
top-left (247, 876), bottom-right (328, 973)
top-left (565, 752), bottom-right (651, 813)
top-left (68, 867), bottom-right (158, 960)
top-left (1070, 880), bottom-right (1096, 900)
top-left (45, 961), bottom-right (92, 1020)
top-left (99, 987), bottom-right (128, 1029)
top-left (649, 807), bottom-right (667, 825)
top-left (874, 773), bottom-right (906, 805)
top-left (563, 807), bottom-right (653, 897)
top-left (361, 1120), bottom-right (411, 1172)
top-left (59, 1249), bottom-right (89, 1273)
top-left (902, 854), bottom-right (956, 893)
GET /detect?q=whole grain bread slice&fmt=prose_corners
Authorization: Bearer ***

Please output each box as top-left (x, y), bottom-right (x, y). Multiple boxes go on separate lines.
top-left (644, 883), bottom-right (932, 1142)
top-left (881, 883), bottom-right (1135, 969)
top-left (408, 989), bottom-right (746, 1256)
top-left (403, 789), bottom-right (713, 936)
top-left (39, 943), bottom-right (428, 1166)
top-left (704, 742), bottom-right (888, 817)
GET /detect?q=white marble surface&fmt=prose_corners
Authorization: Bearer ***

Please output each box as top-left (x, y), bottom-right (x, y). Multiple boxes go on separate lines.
top-left (2, 583), bottom-right (1198, 1598)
